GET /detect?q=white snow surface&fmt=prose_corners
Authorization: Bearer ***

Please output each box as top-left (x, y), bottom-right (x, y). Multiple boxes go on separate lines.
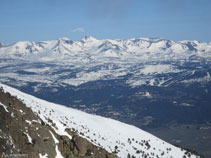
top-left (39, 153), bottom-right (48, 158)
top-left (0, 102), bottom-right (9, 112)
top-left (0, 36), bottom-right (211, 87)
top-left (139, 64), bottom-right (180, 75)
top-left (49, 131), bottom-right (64, 158)
top-left (23, 132), bottom-right (33, 144)
top-left (0, 83), bottom-right (198, 158)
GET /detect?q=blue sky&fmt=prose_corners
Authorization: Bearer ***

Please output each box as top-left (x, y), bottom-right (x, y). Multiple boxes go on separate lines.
top-left (0, 0), bottom-right (211, 43)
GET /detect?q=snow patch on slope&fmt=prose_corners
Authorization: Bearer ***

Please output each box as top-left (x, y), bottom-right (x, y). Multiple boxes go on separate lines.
top-left (39, 153), bottom-right (48, 158)
top-left (139, 64), bottom-right (180, 75)
top-left (0, 102), bottom-right (9, 112)
top-left (49, 131), bottom-right (64, 158)
top-left (23, 132), bottom-right (33, 144)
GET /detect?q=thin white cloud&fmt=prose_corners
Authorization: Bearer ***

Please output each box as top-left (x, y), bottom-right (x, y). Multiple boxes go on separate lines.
top-left (72, 27), bottom-right (85, 33)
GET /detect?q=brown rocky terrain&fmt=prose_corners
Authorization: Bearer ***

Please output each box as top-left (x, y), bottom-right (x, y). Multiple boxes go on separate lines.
top-left (0, 87), bottom-right (117, 158)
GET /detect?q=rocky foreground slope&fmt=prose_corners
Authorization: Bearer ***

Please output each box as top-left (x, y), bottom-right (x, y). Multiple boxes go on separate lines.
top-left (0, 85), bottom-right (116, 158)
top-left (0, 83), bottom-right (200, 158)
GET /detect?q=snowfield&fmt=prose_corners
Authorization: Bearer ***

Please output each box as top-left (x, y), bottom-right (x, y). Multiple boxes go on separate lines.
top-left (0, 36), bottom-right (211, 88)
top-left (0, 83), bottom-right (199, 158)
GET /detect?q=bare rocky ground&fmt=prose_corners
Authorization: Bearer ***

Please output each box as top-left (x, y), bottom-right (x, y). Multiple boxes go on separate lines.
top-left (0, 88), bottom-right (117, 158)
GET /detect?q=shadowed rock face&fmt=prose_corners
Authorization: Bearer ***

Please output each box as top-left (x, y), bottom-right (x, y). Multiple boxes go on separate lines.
top-left (0, 88), bottom-right (117, 158)
top-left (59, 134), bottom-right (115, 158)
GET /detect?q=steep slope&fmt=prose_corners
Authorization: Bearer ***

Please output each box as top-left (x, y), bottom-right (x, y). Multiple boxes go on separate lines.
top-left (0, 84), bottom-right (117, 158)
top-left (0, 83), bottom-right (199, 158)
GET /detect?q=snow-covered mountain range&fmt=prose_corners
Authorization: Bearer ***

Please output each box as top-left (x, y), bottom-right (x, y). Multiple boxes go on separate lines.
top-left (0, 37), bottom-right (211, 157)
top-left (0, 83), bottom-right (199, 158)
top-left (0, 36), bottom-right (211, 88)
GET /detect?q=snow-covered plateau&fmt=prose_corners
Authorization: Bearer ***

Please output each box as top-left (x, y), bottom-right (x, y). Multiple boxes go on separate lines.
top-left (0, 83), bottom-right (199, 158)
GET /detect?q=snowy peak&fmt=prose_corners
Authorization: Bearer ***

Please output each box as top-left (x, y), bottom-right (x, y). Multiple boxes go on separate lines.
top-left (57, 37), bottom-right (70, 41)
top-left (57, 37), bottom-right (73, 44)
top-left (0, 83), bottom-right (199, 158)
top-left (0, 37), bottom-right (211, 60)
top-left (0, 42), bottom-right (4, 48)
top-left (82, 35), bottom-right (98, 42)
